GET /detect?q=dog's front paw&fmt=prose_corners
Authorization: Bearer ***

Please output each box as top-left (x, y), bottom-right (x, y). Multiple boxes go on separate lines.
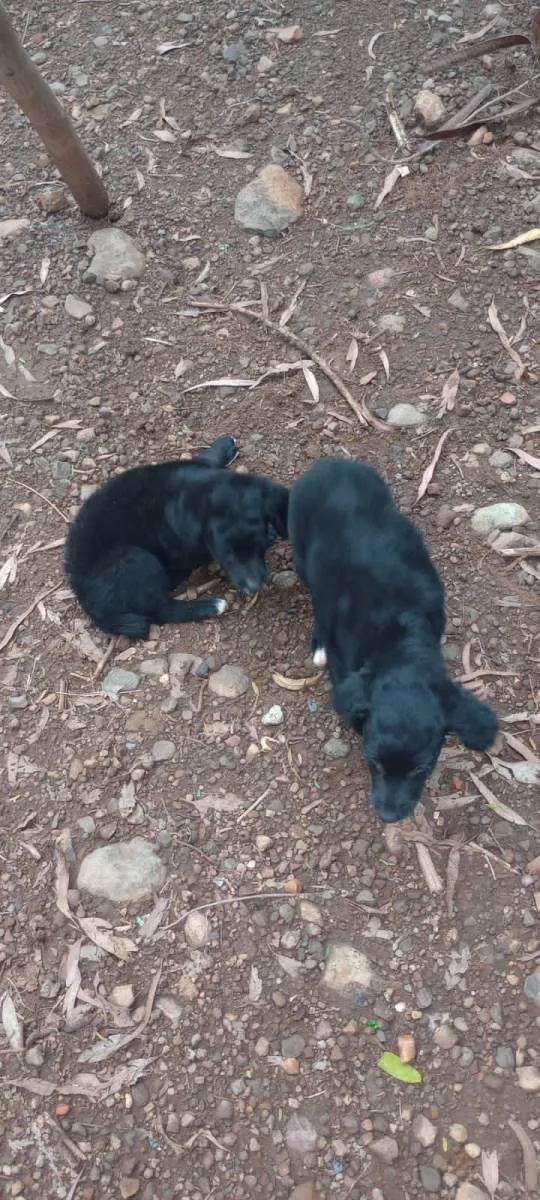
top-left (313, 646), bottom-right (327, 668)
top-left (214, 597), bottom-right (228, 615)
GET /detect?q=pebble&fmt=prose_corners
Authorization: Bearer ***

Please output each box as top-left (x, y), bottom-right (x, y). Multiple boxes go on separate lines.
top-left (286, 1113), bottom-right (318, 1155)
top-left (151, 739), bottom-right (176, 762)
top-left (255, 1037), bottom-right (269, 1056)
top-left (371, 1136), bottom-right (399, 1164)
top-left (208, 664), bottom-right (250, 699)
top-left (414, 89), bottom-right (445, 129)
top-left (412, 1114), bottom-right (436, 1147)
top-left (215, 1099), bottom-right (234, 1120)
top-left (387, 403), bottom-right (425, 427)
top-left (524, 969), bottom-right (540, 1007)
top-left (110, 984), bottom-right (134, 1009)
top-left (184, 910), bottom-right (211, 948)
top-left (516, 1064), bottom-right (540, 1091)
top-left (289, 1186), bottom-right (317, 1200)
top-left (456, 1187), bottom-right (489, 1200)
top-left (262, 704), bottom-right (284, 726)
top-left (0, 217), bottom-right (31, 240)
top-left (77, 837), bottom-right (166, 903)
top-left (282, 1034), bottom-right (306, 1058)
top-left (235, 164), bottom-right (304, 236)
top-left (449, 1123), bottom-right (468, 1144)
top-left (323, 944), bottom-right (374, 995)
top-left (434, 1024), bottom-right (458, 1050)
top-left (102, 668), bottom-right (140, 694)
top-left (65, 294), bottom-right (93, 320)
top-left (77, 815), bottom-right (95, 836)
top-left (25, 1045), bottom-right (45, 1067)
top-left (377, 313), bottom-right (406, 335)
top-left (419, 1165), bottom-right (441, 1193)
top-left (299, 900), bottom-right (322, 925)
top-left (471, 502), bottom-right (530, 535)
top-left (256, 835), bottom-right (272, 851)
top-left (448, 289), bottom-right (470, 312)
top-left (119, 1178), bottom-right (140, 1199)
top-left (272, 569), bottom-right (297, 589)
top-left (465, 1143), bottom-right (481, 1160)
top-left (488, 450), bottom-right (513, 469)
top-left (86, 228), bottom-right (145, 290)
top-left (323, 735), bottom-right (350, 758)
top-left (495, 1045), bottom-right (515, 1069)
top-left (416, 986), bottom-right (433, 1009)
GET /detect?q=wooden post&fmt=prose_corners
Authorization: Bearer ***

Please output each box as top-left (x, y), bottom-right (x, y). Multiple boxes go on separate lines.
top-left (0, 3), bottom-right (109, 218)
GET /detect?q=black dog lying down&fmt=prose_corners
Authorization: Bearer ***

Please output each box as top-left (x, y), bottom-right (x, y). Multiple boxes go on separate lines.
top-left (65, 436), bottom-right (289, 639)
top-left (289, 457), bottom-right (498, 823)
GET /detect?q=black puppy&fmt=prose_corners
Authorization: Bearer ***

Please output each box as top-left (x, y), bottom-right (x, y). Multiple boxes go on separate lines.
top-left (288, 457), bottom-right (497, 823)
top-left (65, 436), bottom-right (289, 639)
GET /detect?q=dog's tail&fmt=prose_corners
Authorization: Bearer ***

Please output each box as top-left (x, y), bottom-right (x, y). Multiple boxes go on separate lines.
top-left (97, 596), bottom-right (227, 639)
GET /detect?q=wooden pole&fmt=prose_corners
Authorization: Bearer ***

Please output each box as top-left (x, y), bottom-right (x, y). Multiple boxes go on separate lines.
top-left (0, 3), bottom-right (109, 218)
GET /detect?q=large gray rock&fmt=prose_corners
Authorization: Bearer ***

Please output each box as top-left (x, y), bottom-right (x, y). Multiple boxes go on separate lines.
top-left (86, 228), bottom-right (145, 290)
top-left (235, 164), bottom-right (304, 236)
top-left (77, 838), bottom-right (166, 903)
top-left (471, 502), bottom-right (529, 535)
top-left (387, 402), bottom-right (425, 427)
top-left (208, 664), bottom-right (250, 699)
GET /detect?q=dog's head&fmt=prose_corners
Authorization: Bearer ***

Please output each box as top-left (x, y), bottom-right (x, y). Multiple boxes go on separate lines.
top-left (335, 670), bottom-right (497, 823)
top-left (214, 479), bottom-right (289, 595)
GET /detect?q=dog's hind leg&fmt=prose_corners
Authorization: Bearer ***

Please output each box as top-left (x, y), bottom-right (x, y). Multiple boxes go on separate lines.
top-left (195, 436), bottom-right (237, 469)
top-left (311, 625), bottom-right (327, 668)
top-left (156, 596), bottom-right (228, 625)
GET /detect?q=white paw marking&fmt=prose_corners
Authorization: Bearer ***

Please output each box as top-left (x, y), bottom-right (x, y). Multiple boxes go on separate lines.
top-left (313, 646), bottom-right (327, 668)
top-left (215, 598), bottom-right (228, 615)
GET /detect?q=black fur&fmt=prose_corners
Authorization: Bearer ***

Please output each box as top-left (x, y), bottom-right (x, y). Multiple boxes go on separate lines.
top-left (288, 457), bottom-right (498, 823)
top-left (65, 436), bottom-right (289, 639)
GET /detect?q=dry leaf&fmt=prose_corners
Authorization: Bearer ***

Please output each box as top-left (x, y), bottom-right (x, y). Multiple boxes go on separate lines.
top-left (55, 840), bottom-right (74, 922)
top-left (488, 300), bottom-right (525, 379)
top-left (248, 965), bottom-right (263, 1002)
top-left (346, 337), bottom-right (359, 372)
top-left (509, 446), bottom-right (540, 471)
top-left (0, 439), bottom-right (13, 467)
top-left (78, 969), bottom-right (161, 1065)
top-left (1, 992), bottom-right (24, 1050)
top-left (60, 1058), bottom-right (153, 1101)
top-left (415, 843), bottom-right (443, 893)
top-left (274, 953), bottom-right (304, 979)
top-left (184, 377), bottom-right (255, 392)
top-left (368, 31), bottom-right (384, 58)
top-left (118, 780), bottom-right (137, 817)
top-left (446, 847), bottom-right (460, 919)
top-left (213, 145), bottom-right (252, 160)
top-left (508, 1119), bottom-right (537, 1193)
top-left (267, 24), bottom-right (303, 43)
top-left (63, 939), bottom-right (83, 1021)
top-left (488, 228), bottom-right (540, 251)
top-left (469, 771), bottom-right (528, 825)
top-left (302, 366), bottom-right (320, 403)
top-left (135, 169), bottom-right (145, 192)
top-left (379, 349), bottom-right (390, 380)
top-left (9, 1076), bottom-right (56, 1096)
top-left (481, 1147), bottom-right (500, 1199)
top-left (279, 280), bottom-right (306, 328)
top-left (139, 896), bottom-right (169, 941)
top-left (272, 671), bottom-right (321, 691)
top-left (0, 552), bottom-right (19, 590)
top-left (417, 429), bottom-right (451, 501)
top-left (504, 731), bottom-right (540, 762)
top-left (374, 164), bottom-right (409, 211)
top-left (78, 917), bottom-right (137, 962)
top-left (153, 129), bottom-right (176, 143)
top-left (492, 758), bottom-right (540, 786)
top-left (438, 367), bottom-right (460, 417)
top-left (156, 41), bottom-right (188, 54)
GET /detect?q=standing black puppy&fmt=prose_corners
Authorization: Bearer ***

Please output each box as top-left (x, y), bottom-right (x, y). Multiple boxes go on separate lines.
top-left (65, 436), bottom-right (289, 639)
top-left (288, 457), bottom-right (497, 823)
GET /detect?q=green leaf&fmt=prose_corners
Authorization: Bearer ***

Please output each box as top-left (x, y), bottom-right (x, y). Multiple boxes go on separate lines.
top-left (377, 1052), bottom-right (422, 1084)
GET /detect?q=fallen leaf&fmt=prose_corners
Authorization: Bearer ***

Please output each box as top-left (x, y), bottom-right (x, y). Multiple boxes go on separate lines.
top-left (55, 838), bottom-right (74, 922)
top-left (248, 965), bottom-right (263, 1002)
top-left (153, 129), bottom-right (176, 143)
top-left (184, 377), bottom-right (256, 393)
top-left (469, 771), bottom-right (528, 825)
top-left (118, 780), bottom-right (137, 817)
top-left (9, 1076), bottom-right (56, 1096)
top-left (377, 1051), bottom-right (422, 1084)
top-left (302, 366), bottom-right (320, 403)
top-left (139, 896), bottom-right (169, 941)
top-left (78, 917), bottom-right (137, 962)
top-left (481, 1147), bottom-right (500, 1199)
top-left (63, 939), bottom-right (83, 1022)
top-left (274, 953), bottom-right (304, 979)
top-left (374, 164), bottom-right (409, 211)
top-left (379, 349), bottom-right (390, 380)
top-left (368, 31), bottom-right (384, 58)
top-left (156, 41), bottom-right (188, 55)
top-left (438, 367), bottom-right (460, 417)
top-left (488, 300), bottom-right (525, 379)
top-left (1, 992), bottom-right (24, 1050)
top-left (446, 847), bottom-right (460, 919)
top-left (0, 439), bottom-right (13, 467)
top-left (508, 446), bottom-right (540, 471)
top-left (60, 1058), bottom-right (153, 1101)
top-left (417, 429), bottom-right (451, 501)
top-left (488, 228), bottom-right (540, 251)
top-left (492, 758), bottom-right (540, 786)
top-left (346, 337), bottom-right (359, 373)
top-left (0, 551), bottom-right (19, 590)
top-left (272, 671), bottom-right (321, 691)
top-left (415, 843), bottom-right (444, 893)
top-left (267, 24), bottom-right (303, 43)
top-left (279, 280), bottom-right (306, 328)
top-left (508, 1119), bottom-right (538, 1193)
top-left (213, 145), bottom-right (252, 159)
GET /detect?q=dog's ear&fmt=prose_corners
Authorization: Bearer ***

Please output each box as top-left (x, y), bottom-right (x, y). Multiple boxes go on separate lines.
top-left (334, 669), bottom-right (371, 723)
top-left (444, 681), bottom-right (498, 751)
top-left (266, 484), bottom-right (289, 539)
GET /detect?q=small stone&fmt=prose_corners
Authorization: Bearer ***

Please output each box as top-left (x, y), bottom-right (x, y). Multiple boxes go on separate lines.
top-left (414, 89), bottom-right (445, 129)
top-left (282, 1034), bottom-right (306, 1058)
top-left (378, 312), bottom-right (406, 335)
top-left (500, 390), bottom-right (517, 406)
top-left (272, 569), bottom-right (297, 589)
top-left (299, 900), bottom-right (322, 925)
top-left (255, 1037), bottom-right (269, 1056)
top-left (256, 835), bottom-right (272, 852)
top-left (25, 1045), bottom-right (45, 1068)
top-left (387, 403), bottom-right (425, 427)
top-left (449, 1124), bottom-right (468, 1144)
top-left (77, 815), bottom-right (95, 836)
top-left (323, 735), bottom-right (350, 758)
top-left (102, 668), bottom-right (139, 694)
top-left (235, 164), bottom-right (304, 236)
top-left (448, 289), bottom-right (470, 312)
top-left (286, 1113), bottom-right (318, 1155)
top-left (184, 910), bottom-right (211, 948)
top-left (119, 1179), bottom-right (139, 1199)
top-left (456, 1187), bottom-right (488, 1200)
top-left (346, 191), bottom-right (365, 210)
top-left (471, 502), bottom-right (530, 535)
top-left (323, 944), bottom-right (374, 996)
top-left (208, 664), bottom-right (250, 699)
top-left (489, 450), bottom-right (513, 469)
top-left (371, 1136), bottom-right (399, 1164)
top-left (465, 1143), bottom-right (481, 1159)
top-left (215, 1099), bottom-right (234, 1120)
top-left (419, 1166), bottom-right (441, 1193)
top-left (151, 739), bottom-right (175, 762)
top-left (434, 1024), bottom-right (458, 1050)
top-left (398, 1033), bottom-right (416, 1063)
top-left (416, 987), bottom-right (433, 1009)
top-left (139, 657), bottom-right (168, 677)
top-left (262, 704), bottom-right (283, 726)
top-left (524, 969), bottom-right (540, 1007)
top-left (516, 1064), bottom-right (540, 1091)
top-left (495, 1045), bottom-right (515, 1069)
top-left (65, 294), bottom-right (93, 320)
top-left (77, 838), bottom-right (166, 903)
top-left (0, 217), bottom-right (31, 240)
top-left (289, 1186), bottom-right (317, 1200)
top-left (110, 984), bottom-right (134, 1009)
top-left (412, 1115), bottom-right (436, 1147)
top-left (53, 459), bottom-right (73, 482)
top-left (86, 228), bottom-right (145, 290)
top-left (80, 483), bottom-right (98, 501)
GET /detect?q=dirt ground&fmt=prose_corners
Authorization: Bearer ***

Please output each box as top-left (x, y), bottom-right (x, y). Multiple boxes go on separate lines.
top-left (1, 0), bottom-right (539, 1198)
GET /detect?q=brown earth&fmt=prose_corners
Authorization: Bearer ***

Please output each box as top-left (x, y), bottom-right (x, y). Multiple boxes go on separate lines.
top-left (0, 1), bottom-right (539, 1198)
